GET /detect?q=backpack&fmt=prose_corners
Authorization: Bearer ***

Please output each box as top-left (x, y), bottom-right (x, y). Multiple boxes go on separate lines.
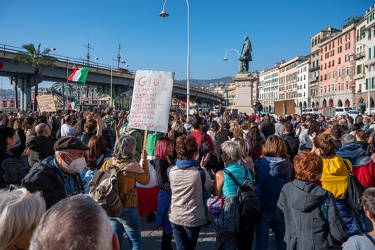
top-left (343, 160), bottom-right (366, 213)
top-left (197, 132), bottom-right (220, 172)
top-left (223, 168), bottom-right (262, 229)
top-left (88, 158), bottom-right (127, 217)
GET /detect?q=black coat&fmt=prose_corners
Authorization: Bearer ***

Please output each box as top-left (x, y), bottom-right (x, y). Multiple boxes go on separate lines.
top-left (282, 133), bottom-right (300, 161)
top-left (21, 156), bottom-right (84, 209)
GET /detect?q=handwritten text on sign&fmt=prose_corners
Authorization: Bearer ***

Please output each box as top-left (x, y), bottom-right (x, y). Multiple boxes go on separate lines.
top-left (36, 95), bottom-right (56, 112)
top-left (128, 70), bottom-right (174, 133)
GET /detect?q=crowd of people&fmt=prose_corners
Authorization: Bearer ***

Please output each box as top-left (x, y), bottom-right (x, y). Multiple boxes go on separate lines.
top-left (1, 107), bottom-right (375, 249)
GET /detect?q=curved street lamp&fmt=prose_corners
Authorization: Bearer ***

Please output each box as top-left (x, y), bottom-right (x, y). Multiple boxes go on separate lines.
top-left (160, 0), bottom-right (190, 115)
top-left (223, 48), bottom-right (240, 72)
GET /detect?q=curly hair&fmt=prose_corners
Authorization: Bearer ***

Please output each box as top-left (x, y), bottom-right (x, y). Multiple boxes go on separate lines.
top-left (175, 135), bottom-right (198, 160)
top-left (294, 151), bottom-right (323, 183)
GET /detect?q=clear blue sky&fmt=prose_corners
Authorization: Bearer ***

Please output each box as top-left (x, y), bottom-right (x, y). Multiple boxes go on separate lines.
top-left (0, 0), bottom-right (373, 89)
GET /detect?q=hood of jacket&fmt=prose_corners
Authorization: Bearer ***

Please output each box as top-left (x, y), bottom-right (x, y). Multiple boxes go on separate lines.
top-left (264, 156), bottom-right (292, 177)
top-left (176, 159), bottom-right (199, 169)
top-left (289, 179), bottom-right (327, 212)
top-left (337, 143), bottom-right (371, 167)
top-left (27, 135), bottom-right (53, 149)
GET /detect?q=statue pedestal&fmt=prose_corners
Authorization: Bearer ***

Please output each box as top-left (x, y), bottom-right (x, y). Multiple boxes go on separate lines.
top-left (233, 73), bottom-right (257, 115)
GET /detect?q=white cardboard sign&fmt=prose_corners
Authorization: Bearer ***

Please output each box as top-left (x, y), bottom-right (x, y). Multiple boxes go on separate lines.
top-left (128, 70), bottom-right (174, 133)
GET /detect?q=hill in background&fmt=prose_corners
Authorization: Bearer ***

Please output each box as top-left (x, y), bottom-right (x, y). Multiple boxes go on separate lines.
top-left (178, 76), bottom-right (233, 88)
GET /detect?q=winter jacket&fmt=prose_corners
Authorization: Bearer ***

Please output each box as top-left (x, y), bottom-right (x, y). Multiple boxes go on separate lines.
top-left (278, 180), bottom-right (348, 250)
top-left (254, 156), bottom-right (294, 213)
top-left (101, 157), bottom-right (150, 208)
top-left (0, 151), bottom-right (30, 188)
top-left (282, 133), bottom-right (299, 161)
top-left (337, 143), bottom-right (375, 188)
top-left (321, 156), bottom-right (351, 199)
top-left (168, 159), bottom-right (213, 227)
top-left (21, 156), bottom-right (84, 209)
top-left (26, 135), bottom-right (56, 166)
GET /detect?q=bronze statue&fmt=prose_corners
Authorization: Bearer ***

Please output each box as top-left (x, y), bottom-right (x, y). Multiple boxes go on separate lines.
top-left (239, 36), bottom-right (252, 72)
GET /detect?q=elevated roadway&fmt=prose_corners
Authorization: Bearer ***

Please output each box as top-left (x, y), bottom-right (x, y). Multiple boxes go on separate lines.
top-left (0, 44), bottom-right (224, 110)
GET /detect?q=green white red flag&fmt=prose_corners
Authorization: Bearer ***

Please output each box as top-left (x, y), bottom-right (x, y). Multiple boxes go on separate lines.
top-left (67, 100), bottom-right (78, 110)
top-left (68, 67), bottom-right (89, 83)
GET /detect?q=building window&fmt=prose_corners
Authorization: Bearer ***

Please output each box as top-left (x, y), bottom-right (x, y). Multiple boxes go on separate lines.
top-left (2, 101), bottom-right (6, 107)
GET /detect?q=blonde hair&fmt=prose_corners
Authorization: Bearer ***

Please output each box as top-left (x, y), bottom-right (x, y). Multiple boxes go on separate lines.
top-left (0, 187), bottom-right (46, 250)
top-left (171, 120), bottom-right (184, 134)
top-left (233, 137), bottom-right (248, 157)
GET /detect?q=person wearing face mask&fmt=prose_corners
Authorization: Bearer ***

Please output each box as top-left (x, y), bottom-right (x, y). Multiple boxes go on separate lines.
top-left (21, 136), bottom-right (89, 209)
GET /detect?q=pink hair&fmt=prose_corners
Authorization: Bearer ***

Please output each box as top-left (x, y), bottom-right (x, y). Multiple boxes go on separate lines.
top-left (155, 137), bottom-right (174, 160)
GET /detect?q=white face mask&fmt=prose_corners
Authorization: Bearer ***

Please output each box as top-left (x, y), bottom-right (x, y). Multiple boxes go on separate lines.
top-left (63, 154), bottom-right (86, 173)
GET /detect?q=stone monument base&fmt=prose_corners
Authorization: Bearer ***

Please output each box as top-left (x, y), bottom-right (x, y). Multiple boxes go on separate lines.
top-left (232, 72), bottom-right (257, 115)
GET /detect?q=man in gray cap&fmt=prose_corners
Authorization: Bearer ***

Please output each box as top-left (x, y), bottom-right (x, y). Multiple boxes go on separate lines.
top-left (22, 136), bottom-right (89, 208)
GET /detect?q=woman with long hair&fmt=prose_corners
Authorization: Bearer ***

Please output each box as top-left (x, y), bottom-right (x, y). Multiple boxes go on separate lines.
top-left (11, 119), bottom-right (26, 158)
top-left (254, 135), bottom-right (293, 250)
top-left (247, 126), bottom-right (263, 162)
top-left (81, 135), bottom-right (111, 193)
top-left (0, 127), bottom-right (30, 188)
top-left (153, 137), bottom-right (175, 250)
top-left (233, 137), bottom-right (254, 174)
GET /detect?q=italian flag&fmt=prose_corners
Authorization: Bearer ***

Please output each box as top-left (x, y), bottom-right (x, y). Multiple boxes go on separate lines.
top-left (68, 67), bottom-right (89, 83)
top-left (67, 100), bottom-right (78, 110)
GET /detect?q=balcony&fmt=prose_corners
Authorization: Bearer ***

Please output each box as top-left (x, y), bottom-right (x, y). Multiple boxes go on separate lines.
top-left (355, 52), bottom-right (365, 60)
top-left (367, 58), bottom-right (375, 66)
top-left (309, 66), bottom-right (320, 72)
top-left (353, 73), bottom-right (365, 80)
top-left (309, 76), bottom-right (318, 83)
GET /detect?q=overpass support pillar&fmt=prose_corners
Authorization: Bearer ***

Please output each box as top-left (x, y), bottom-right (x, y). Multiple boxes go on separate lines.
top-left (19, 76), bottom-right (32, 111)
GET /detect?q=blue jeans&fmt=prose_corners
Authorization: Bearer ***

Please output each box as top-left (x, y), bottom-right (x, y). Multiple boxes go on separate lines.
top-left (110, 218), bottom-right (125, 249)
top-left (171, 222), bottom-right (201, 250)
top-left (116, 207), bottom-right (142, 250)
top-left (254, 211), bottom-right (286, 250)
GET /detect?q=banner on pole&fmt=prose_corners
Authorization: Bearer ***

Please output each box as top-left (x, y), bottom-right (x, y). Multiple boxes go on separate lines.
top-left (128, 70), bottom-right (174, 133)
top-left (36, 95), bottom-right (56, 112)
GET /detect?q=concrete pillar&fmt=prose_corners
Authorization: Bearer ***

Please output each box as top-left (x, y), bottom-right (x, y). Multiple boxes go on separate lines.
top-left (19, 76), bottom-right (32, 111)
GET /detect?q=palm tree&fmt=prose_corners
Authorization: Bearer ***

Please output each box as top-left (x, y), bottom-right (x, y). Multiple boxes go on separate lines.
top-left (13, 43), bottom-right (56, 111)
top-left (52, 82), bottom-right (66, 108)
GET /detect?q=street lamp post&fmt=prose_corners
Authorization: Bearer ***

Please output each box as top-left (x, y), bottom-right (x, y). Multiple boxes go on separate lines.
top-left (110, 52), bottom-right (125, 107)
top-left (223, 49), bottom-right (240, 72)
top-left (160, 0), bottom-right (190, 115)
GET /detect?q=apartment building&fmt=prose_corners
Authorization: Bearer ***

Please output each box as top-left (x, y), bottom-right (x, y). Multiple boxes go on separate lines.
top-left (355, 5), bottom-right (375, 109)
top-left (258, 64), bottom-right (280, 113)
top-left (310, 27), bottom-right (341, 109)
top-left (296, 60), bottom-right (309, 113)
top-left (278, 56), bottom-right (308, 108)
top-left (319, 22), bottom-right (356, 108)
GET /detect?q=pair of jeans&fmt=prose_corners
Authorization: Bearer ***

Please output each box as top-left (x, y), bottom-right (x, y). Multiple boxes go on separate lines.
top-left (110, 218), bottom-right (125, 249)
top-left (171, 222), bottom-right (201, 250)
top-left (116, 207), bottom-right (142, 250)
top-left (254, 211), bottom-right (286, 250)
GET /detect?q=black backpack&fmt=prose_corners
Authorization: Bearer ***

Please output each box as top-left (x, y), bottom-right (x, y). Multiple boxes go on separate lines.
top-left (223, 168), bottom-right (262, 229)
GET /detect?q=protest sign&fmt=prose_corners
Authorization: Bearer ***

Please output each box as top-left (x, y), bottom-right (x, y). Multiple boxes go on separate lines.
top-left (36, 95), bottom-right (56, 112)
top-left (128, 70), bottom-right (174, 133)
